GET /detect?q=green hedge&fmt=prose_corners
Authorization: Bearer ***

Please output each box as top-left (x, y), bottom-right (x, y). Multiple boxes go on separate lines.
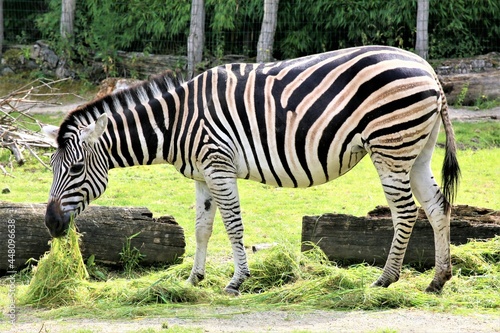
top-left (7, 0), bottom-right (499, 63)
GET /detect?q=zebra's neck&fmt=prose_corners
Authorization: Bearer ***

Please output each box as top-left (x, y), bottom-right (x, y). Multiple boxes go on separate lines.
top-left (101, 84), bottom-right (182, 169)
top-left (61, 72), bottom-right (185, 169)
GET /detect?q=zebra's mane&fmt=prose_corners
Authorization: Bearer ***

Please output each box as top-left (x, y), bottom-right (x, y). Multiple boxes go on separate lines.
top-left (56, 70), bottom-right (184, 147)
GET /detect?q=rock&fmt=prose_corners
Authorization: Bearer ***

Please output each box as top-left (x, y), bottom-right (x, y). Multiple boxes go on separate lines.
top-left (1, 66), bottom-right (15, 76)
top-left (116, 51), bottom-right (187, 78)
top-left (95, 77), bottom-right (145, 99)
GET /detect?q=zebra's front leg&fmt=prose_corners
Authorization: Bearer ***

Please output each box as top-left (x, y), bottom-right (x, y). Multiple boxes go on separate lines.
top-left (187, 181), bottom-right (217, 286)
top-left (206, 175), bottom-right (250, 295)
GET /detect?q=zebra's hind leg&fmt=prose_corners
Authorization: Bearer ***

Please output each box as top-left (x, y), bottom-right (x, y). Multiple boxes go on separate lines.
top-left (371, 157), bottom-right (419, 288)
top-left (410, 125), bottom-right (452, 292)
top-left (187, 181), bottom-right (217, 286)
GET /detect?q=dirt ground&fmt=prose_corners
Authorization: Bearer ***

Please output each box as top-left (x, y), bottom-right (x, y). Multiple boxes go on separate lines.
top-left (448, 107), bottom-right (500, 122)
top-left (28, 99), bottom-right (500, 122)
top-left (3, 307), bottom-right (499, 333)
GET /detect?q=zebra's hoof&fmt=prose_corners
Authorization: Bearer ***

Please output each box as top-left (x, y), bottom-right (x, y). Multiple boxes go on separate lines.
top-left (186, 273), bottom-right (204, 286)
top-left (223, 286), bottom-right (241, 296)
top-left (371, 279), bottom-right (391, 288)
top-left (425, 281), bottom-right (445, 293)
top-left (372, 272), bottom-right (399, 288)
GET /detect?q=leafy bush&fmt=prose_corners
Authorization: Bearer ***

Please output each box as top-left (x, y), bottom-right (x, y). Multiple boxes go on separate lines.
top-left (428, 0), bottom-right (500, 58)
top-left (32, 0), bottom-right (499, 64)
top-left (276, 0), bottom-right (415, 59)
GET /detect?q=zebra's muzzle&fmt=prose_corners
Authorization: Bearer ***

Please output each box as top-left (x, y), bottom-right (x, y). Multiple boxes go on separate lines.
top-left (45, 200), bottom-right (71, 238)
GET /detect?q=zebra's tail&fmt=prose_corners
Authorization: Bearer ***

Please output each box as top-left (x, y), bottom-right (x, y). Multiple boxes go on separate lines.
top-left (439, 90), bottom-right (461, 213)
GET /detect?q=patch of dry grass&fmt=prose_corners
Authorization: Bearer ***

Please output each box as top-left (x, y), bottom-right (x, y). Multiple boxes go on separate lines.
top-left (20, 218), bottom-right (89, 306)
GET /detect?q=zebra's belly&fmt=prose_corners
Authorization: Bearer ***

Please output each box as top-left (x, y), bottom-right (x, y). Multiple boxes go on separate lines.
top-left (237, 138), bottom-right (368, 188)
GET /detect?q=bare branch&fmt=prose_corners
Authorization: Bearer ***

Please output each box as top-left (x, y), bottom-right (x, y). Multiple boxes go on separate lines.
top-left (25, 143), bottom-right (52, 170)
top-left (0, 164), bottom-right (15, 178)
top-left (1, 78), bottom-right (66, 170)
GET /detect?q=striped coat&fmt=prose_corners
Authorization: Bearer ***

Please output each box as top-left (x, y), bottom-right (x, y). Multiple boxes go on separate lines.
top-left (44, 46), bottom-right (460, 294)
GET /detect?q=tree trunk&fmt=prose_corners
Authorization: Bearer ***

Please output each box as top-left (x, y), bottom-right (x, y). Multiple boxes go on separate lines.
top-left (415, 0), bottom-right (429, 59)
top-left (0, 202), bottom-right (185, 274)
top-left (187, 0), bottom-right (205, 79)
top-left (257, 0), bottom-right (279, 63)
top-left (302, 205), bottom-right (500, 268)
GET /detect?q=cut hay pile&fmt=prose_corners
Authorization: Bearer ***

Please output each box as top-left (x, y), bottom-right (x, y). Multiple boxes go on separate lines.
top-left (17, 233), bottom-right (500, 311)
top-left (21, 219), bottom-right (89, 306)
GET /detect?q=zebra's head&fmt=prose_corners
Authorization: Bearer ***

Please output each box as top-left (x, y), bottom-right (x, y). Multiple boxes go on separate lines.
top-left (43, 113), bottom-right (109, 238)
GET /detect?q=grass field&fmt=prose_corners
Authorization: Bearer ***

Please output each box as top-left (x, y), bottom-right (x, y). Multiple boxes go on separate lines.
top-left (0, 113), bottom-right (499, 331)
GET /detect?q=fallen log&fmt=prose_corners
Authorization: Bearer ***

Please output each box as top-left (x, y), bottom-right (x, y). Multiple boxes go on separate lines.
top-left (435, 52), bottom-right (500, 105)
top-left (439, 71), bottom-right (500, 106)
top-left (0, 202), bottom-right (185, 274)
top-left (302, 205), bottom-right (500, 268)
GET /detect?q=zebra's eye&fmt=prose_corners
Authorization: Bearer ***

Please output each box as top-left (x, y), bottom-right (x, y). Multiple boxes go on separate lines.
top-left (69, 163), bottom-right (85, 175)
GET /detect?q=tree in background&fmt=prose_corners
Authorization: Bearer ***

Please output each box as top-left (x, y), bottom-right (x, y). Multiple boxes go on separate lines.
top-left (187, 0), bottom-right (205, 79)
top-left (257, 0), bottom-right (279, 63)
top-left (415, 0), bottom-right (429, 59)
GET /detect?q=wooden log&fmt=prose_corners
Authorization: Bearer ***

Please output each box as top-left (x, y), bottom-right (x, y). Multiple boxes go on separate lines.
top-left (439, 70), bottom-right (500, 106)
top-left (302, 205), bottom-right (500, 268)
top-left (434, 52), bottom-right (500, 105)
top-left (0, 201), bottom-right (185, 274)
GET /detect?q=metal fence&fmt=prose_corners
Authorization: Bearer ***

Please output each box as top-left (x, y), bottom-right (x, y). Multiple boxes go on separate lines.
top-left (3, 0), bottom-right (47, 44)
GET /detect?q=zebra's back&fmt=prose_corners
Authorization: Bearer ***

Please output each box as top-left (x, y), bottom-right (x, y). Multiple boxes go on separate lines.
top-left (186, 46), bottom-right (442, 188)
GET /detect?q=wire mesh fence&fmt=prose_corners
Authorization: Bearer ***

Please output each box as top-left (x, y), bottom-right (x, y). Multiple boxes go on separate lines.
top-left (2, 0), bottom-right (499, 61)
top-left (3, 0), bottom-right (47, 44)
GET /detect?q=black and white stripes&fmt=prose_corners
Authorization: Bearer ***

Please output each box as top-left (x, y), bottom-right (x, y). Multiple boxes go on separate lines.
top-left (44, 45), bottom-right (460, 294)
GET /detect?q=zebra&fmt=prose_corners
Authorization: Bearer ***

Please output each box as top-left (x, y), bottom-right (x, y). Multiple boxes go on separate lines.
top-left (43, 45), bottom-right (460, 295)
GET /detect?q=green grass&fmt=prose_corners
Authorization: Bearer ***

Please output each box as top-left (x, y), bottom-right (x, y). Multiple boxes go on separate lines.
top-left (437, 121), bottom-right (500, 150)
top-left (6, 111), bottom-right (67, 133)
top-left (2, 148), bottom-right (498, 270)
top-left (0, 115), bottom-right (499, 324)
top-left (0, 73), bottom-right (97, 104)
top-left (2, 146), bottom-right (498, 252)
top-left (1, 237), bottom-right (498, 322)
top-left (471, 96), bottom-right (500, 110)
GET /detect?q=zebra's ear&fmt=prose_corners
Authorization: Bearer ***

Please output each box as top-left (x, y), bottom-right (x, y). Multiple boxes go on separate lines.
top-left (42, 125), bottom-right (60, 146)
top-left (80, 113), bottom-right (108, 143)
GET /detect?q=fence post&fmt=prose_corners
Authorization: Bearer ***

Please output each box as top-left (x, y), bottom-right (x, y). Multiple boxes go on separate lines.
top-left (187, 0), bottom-right (205, 80)
top-left (415, 0), bottom-right (429, 59)
top-left (60, 0), bottom-right (76, 40)
top-left (0, 0), bottom-right (4, 59)
top-left (257, 0), bottom-right (280, 63)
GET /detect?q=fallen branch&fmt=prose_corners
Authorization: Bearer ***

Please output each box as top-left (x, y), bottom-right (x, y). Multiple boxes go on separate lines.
top-left (0, 165), bottom-right (14, 178)
top-left (302, 205), bottom-right (500, 268)
top-left (0, 78), bottom-right (75, 170)
top-left (26, 143), bottom-right (51, 170)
